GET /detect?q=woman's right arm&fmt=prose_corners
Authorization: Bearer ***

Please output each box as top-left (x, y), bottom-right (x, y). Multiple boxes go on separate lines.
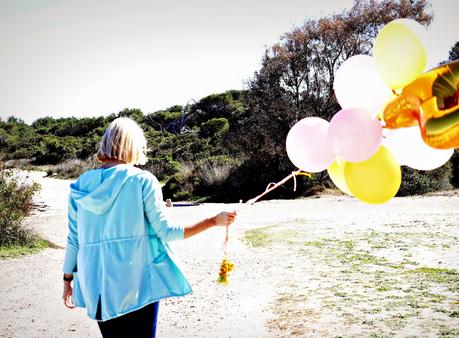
top-left (183, 211), bottom-right (236, 239)
top-left (143, 174), bottom-right (185, 241)
top-left (142, 174), bottom-right (236, 241)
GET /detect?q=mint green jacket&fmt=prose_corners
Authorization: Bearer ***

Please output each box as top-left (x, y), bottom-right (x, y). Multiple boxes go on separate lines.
top-left (63, 164), bottom-right (192, 321)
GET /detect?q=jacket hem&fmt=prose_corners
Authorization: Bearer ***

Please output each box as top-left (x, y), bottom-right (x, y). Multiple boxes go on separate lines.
top-left (88, 290), bottom-right (193, 322)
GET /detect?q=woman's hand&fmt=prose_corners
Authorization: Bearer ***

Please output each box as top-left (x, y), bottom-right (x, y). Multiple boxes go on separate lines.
top-left (63, 281), bottom-right (75, 309)
top-left (213, 211), bottom-right (237, 227)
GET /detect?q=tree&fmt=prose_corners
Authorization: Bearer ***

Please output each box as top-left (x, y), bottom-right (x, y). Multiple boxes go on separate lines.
top-left (187, 90), bottom-right (246, 128)
top-left (238, 0), bottom-right (432, 199)
top-left (144, 110), bottom-right (182, 132)
top-left (1, 118), bottom-right (41, 160)
top-left (32, 116), bottom-right (57, 134)
top-left (108, 108), bottom-right (145, 124)
top-left (35, 136), bottom-right (82, 164)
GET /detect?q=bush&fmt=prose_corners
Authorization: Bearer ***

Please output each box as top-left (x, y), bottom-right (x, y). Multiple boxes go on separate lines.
top-left (142, 156), bottom-right (181, 181)
top-left (451, 150), bottom-right (459, 188)
top-left (220, 157), bottom-right (327, 202)
top-left (398, 163), bottom-right (453, 196)
top-left (0, 163), bottom-right (42, 247)
top-left (162, 172), bottom-right (193, 201)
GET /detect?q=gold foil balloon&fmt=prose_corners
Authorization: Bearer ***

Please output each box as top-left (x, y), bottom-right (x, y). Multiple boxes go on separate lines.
top-left (374, 19), bottom-right (427, 90)
top-left (383, 60), bottom-right (459, 149)
top-left (344, 146), bottom-right (401, 204)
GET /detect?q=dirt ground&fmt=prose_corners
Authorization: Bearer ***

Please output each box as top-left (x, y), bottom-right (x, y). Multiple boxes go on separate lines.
top-left (0, 171), bottom-right (458, 337)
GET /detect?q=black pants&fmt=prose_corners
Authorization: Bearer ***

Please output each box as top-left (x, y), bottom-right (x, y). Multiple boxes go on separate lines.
top-left (96, 301), bottom-right (160, 338)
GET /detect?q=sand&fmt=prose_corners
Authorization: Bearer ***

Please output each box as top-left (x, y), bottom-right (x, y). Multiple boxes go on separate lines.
top-left (0, 171), bottom-right (458, 337)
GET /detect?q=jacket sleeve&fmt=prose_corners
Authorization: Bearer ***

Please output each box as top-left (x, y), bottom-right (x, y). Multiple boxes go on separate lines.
top-left (63, 185), bottom-right (79, 274)
top-left (142, 173), bottom-right (184, 242)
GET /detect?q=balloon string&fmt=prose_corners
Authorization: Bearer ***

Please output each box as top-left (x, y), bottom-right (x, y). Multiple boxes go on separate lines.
top-left (222, 225), bottom-right (229, 255)
top-left (245, 170), bottom-right (311, 205)
top-left (293, 171), bottom-right (297, 192)
top-left (221, 170), bottom-right (311, 254)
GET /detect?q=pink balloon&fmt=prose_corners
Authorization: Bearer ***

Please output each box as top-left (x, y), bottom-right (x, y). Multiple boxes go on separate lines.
top-left (286, 117), bottom-right (335, 172)
top-left (328, 108), bottom-right (382, 162)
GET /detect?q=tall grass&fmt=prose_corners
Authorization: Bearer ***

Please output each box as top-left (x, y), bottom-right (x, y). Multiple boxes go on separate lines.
top-left (162, 156), bottom-right (242, 201)
top-left (46, 157), bottom-right (99, 179)
top-left (4, 158), bottom-right (52, 174)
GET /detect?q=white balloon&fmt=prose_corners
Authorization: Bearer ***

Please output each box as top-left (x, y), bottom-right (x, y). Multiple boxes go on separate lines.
top-left (334, 55), bottom-right (392, 117)
top-left (383, 127), bottom-right (453, 170)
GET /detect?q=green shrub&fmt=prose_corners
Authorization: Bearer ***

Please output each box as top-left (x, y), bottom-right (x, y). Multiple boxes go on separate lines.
top-left (162, 172), bottom-right (193, 201)
top-left (0, 163), bottom-right (42, 247)
top-left (199, 118), bottom-right (229, 138)
top-left (143, 156), bottom-right (181, 181)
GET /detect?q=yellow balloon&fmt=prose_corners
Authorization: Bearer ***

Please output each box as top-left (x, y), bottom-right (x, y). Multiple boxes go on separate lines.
top-left (344, 146), bottom-right (401, 204)
top-left (327, 160), bottom-right (352, 195)
top-left (374, 19), bottom-right (427, 90)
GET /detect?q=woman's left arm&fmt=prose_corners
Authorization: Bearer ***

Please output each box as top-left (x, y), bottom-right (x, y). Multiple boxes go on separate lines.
top-left (62, 192), bottom-right (79, 308)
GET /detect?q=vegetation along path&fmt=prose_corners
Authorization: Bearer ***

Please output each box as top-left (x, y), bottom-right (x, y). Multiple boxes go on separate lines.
top-left (0, 171), bottom-right (458, 337)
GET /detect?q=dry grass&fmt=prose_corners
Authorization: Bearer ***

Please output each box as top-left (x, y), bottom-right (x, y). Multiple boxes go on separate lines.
top-left (46, 157), bottom-right (99, 179)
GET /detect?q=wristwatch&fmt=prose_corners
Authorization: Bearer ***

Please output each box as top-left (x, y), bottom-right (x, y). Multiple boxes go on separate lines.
top-left (63, 274), bottom-right (74, 282)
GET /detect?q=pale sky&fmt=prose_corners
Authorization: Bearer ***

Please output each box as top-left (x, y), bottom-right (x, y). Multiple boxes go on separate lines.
top-left (0, 0), bottom-right (457, 124)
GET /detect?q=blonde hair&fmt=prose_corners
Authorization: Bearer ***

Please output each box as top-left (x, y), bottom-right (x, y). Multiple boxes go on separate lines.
top-left (97, 117), bottom-right (148, 165)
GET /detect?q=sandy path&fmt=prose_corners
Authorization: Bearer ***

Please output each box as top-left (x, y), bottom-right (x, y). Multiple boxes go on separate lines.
top-left (1, 171), bottom-right (458, 337)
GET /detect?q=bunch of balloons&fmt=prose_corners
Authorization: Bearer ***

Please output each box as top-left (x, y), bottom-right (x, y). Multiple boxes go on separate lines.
top-left (286, 19), bottom-right (459, 204)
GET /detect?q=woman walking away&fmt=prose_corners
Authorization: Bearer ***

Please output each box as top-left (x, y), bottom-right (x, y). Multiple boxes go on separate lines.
top-left (62, 117), bottom-right (237, 338)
